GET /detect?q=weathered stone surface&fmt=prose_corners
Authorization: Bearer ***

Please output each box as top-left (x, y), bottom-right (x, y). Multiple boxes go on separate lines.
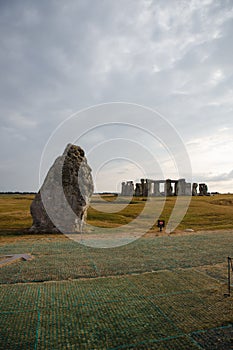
top-left (165, 179), bottom-right (173, 196)
top-left (30, 144), bottom-right (93, 233)
top-left (192, 183), bottom-right (198, 196)
top-left (121, 181), bottom-right (134, 196)
top-left (199, 183), bottom-right (208, 196)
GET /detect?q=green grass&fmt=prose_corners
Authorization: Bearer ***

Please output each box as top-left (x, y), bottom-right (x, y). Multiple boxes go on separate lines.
top-left (1, 231), bottom-right (232, 283)
top-left (0, 194), bottom-right (233, 349)
top-left (0, 261), bottom-right (233, 349)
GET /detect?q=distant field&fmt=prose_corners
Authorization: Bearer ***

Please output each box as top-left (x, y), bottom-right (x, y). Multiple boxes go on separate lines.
top-left (0, 194), bottom-right (33, 231)
top-left (0, 193), bottom-right (233, 233)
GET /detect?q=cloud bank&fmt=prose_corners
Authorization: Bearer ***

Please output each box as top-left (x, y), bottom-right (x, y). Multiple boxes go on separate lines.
top-left (0, 0), bottom-right (233, 192)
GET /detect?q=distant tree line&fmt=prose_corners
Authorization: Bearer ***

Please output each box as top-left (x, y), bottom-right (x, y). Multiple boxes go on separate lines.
top-left (0, 191), bottom-right (36, 194)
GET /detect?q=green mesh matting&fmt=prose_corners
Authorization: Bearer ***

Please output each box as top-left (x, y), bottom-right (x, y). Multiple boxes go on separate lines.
top-left (0, 231), bottom-right (233, 349)
top-left (0, 231), bottom-right (232, 284)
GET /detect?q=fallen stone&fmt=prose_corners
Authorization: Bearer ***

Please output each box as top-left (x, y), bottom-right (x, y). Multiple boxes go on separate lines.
top-left (0, 254), bottom-right (33, 267)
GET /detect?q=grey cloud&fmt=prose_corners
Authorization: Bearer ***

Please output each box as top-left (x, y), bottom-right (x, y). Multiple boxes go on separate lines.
top-left (0, 0), bottom-right (233, 191)
top-left (207, 169), bottom-right (233, 182)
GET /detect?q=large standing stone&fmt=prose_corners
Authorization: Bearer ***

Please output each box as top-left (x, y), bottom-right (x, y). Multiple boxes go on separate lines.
top-left (165, 179), bottom-right (173, 196)
top-left (30, 144), bottom-right (94, 233)
top-left (135, 183), bottom-right (142, 196)
top-left (192, 183), bottom-right (198, 196)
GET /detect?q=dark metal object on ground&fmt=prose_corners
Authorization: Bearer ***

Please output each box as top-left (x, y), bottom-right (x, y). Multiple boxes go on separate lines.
top-left (224, 256), bottom-right (233, 297)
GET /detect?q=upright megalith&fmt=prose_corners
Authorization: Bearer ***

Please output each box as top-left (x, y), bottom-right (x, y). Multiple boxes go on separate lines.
top-left (192, 183), bottom-right (198, 196)
top-left (121, 181), bottom-right (134, 196)
top-left (30, 144), bottom-right (94, 233)
top-left (165, 179), bottom-right (173, 196)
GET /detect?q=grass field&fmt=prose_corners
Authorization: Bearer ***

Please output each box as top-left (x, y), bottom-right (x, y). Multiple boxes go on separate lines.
top-left (1, 193), bottom-right (233, 233)
top-left (0, 194), bottom-right (233, 349)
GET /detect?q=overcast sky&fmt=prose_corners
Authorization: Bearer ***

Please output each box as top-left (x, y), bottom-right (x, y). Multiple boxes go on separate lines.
top-left (0, 0), bottom-right (233, 193)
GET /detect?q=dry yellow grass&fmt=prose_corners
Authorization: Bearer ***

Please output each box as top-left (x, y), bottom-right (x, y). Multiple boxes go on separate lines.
top-left (0, 193), bottom-right (233, 233)
top-left (0, 194), bottom-right (33, 231)
top-left (87, 194), bottom-right (233, 231)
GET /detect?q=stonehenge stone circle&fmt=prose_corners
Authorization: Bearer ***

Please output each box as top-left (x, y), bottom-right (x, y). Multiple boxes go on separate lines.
top-left (121, 178), bottom-right (207, 197)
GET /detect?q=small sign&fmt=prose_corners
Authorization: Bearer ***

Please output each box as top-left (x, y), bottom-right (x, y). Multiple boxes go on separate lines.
top-left (157, 220), bottom-right (165, 232)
